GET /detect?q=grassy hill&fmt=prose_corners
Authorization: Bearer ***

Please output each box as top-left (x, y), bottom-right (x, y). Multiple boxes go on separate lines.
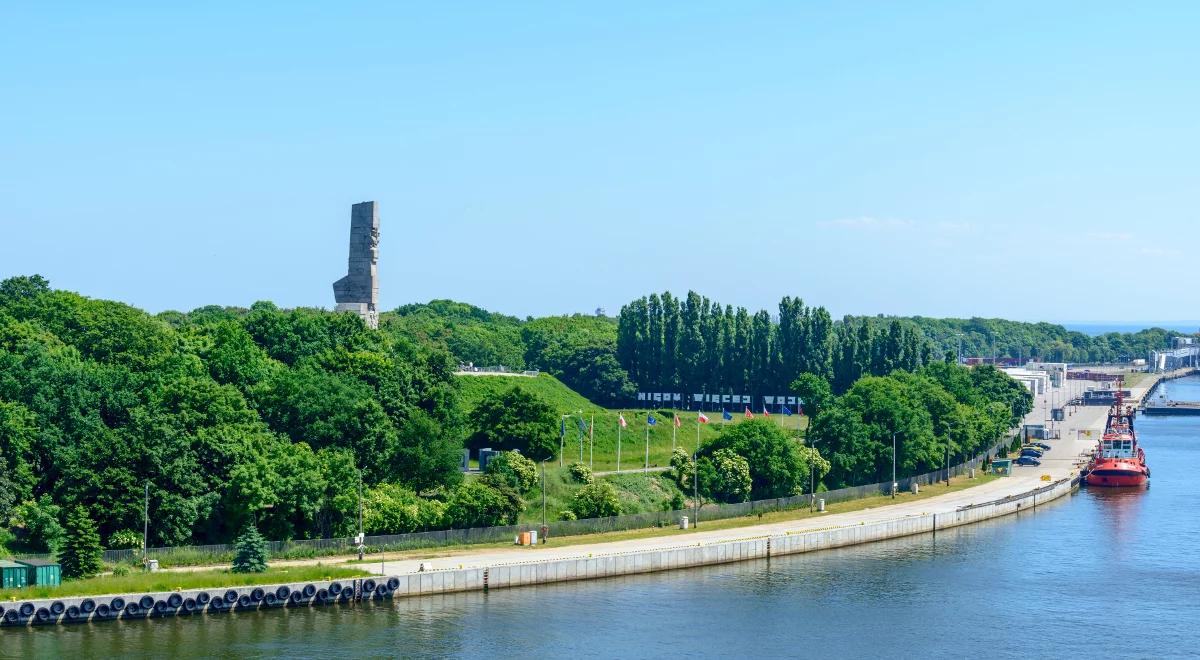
top-left (456, 372), bottom-right (807, 472)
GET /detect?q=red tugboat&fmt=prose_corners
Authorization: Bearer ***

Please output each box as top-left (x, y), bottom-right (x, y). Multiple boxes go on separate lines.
top-left (1085, 383), bottom-right (1150, 487)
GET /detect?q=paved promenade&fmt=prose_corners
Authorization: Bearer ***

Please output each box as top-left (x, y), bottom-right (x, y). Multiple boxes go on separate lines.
top-left (366, 373), bottom-right (1163, 578)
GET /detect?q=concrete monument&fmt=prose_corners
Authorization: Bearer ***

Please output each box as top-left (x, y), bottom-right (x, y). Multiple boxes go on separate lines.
top-left (332, 201), bottom-right (380, 329)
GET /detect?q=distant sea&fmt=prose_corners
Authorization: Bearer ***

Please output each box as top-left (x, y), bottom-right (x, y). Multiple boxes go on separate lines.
top-left (1063, 322), bottom-right (1200, 336)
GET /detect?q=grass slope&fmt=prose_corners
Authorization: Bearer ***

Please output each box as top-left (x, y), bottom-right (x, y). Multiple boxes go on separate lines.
top-left (456, 373), bottom-right (808, 471)
top-left (518, 467), bottom-right (687, 524)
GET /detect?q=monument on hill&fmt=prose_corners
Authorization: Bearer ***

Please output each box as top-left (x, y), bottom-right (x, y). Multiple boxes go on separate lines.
top-left (332, 201), bottom-right (380, 329)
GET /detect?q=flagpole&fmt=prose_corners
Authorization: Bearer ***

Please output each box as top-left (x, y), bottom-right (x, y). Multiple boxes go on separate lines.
top-left (589, 414), bottom-right (594, 471)
top-left (696, 416), bottom-right (700, 454)
top-left (617, 414), bottom-right (622, 473)
top-left (644, 422), bottom-right (650, 470)
top-left (672, 417), bottom-right (677, 454)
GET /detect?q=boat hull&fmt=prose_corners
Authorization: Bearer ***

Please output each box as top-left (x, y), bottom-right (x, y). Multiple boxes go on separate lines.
top-left (1085, 464), bottom-right (1149, 487)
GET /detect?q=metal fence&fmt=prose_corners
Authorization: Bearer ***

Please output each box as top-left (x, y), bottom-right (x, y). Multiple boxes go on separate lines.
top-left (11, 439), bottom-right (1011, 565)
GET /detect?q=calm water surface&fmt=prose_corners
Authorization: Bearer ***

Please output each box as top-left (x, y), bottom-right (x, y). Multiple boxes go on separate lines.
top-left (8, 380), bottom-right (1200, 659)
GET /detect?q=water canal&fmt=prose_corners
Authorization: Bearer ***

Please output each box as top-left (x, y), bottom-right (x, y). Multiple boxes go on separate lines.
top-left (8, 379), bottom-right (1200, 659)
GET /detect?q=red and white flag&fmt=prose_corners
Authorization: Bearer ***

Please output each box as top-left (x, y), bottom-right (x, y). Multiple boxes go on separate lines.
top-left (744, 407), bottom-right (754, 419)
top-left (673, 414), bottom-right (682, 428)
top-left (762, 405), bottom-right (770, 417)
top-left (618, 413), bottom-right (627, 428)
top-left (698, 412), bottom-right (710, 424)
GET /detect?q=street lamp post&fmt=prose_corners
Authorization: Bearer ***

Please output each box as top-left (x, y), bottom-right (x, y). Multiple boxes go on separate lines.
top-left (693, 448), bottom-right (699, 528)
top-left (143, 481), bottom-right (149, 569)
top-left (892, 432), bottom-right (898, 499)
top-left (357, 469), bottom-right (364, 561)
top-left (946, 434), bottom-right (952, 487)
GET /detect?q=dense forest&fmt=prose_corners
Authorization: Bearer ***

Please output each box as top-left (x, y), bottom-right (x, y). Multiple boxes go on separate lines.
top-left (881, 316), bottom-right (1188, 364)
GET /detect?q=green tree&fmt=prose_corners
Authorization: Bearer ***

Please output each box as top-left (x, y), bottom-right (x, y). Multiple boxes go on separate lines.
top-left (392, 410), bottom-right (464, 493)
top-left (790, 373), bottom-right (833, 419)
top-left (699, 419), bottom-right (815, 500)
top-left (232, 525), bottom-right (269, 573)
top-left (570, 481), bottom-right (622, 519)
top-left (483, 450), bottom-right (538, 492)
top-left (445, 481), bottom-right (523, 528)
top-left (59, 506), bottom-right (103, 580)
top-left (467, 386), bottom-right (557, 461)
top-left (706, 448), bottom-right (752, 503)
top-left (11, 496), bottom-right (64, 553)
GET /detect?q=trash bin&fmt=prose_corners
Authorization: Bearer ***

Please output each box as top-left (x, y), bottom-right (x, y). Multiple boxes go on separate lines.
top-left (679, 516), bottom-right (689, 530)
top-left (816, 499), bottom-right (825, 512)
top-left (910, 482), bottom-right (919, 494)
top-left (147, 559), bottom-right (160, 572)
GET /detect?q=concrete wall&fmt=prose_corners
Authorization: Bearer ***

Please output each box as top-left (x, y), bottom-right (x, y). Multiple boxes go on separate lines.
top-left (3, 478), bottom-right (1076, 627)
top-left (382, 477), bottom-right (1076, 599)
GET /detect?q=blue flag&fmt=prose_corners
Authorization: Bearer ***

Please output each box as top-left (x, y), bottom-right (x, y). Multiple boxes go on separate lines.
top-left (722, 409), bottom-right (733, 421)
top-left (647, 414), bottom-right (657, 426)
top-left (560, 418), bottom-right (566, 437)
top-left (782, 406), bottom-right (793, 416)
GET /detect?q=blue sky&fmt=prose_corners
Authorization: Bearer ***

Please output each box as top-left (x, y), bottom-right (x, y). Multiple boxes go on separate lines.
top-left (2, 2), bottom-right (1197, 322)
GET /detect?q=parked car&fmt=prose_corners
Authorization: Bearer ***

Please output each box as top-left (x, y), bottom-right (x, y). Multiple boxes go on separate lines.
top-left (1028, 442), bottom-right (1052, 451)
top-left (1020, 447), bottom-right (1044, 457)
top-left (1015, 455), bottom-right (1042, 466)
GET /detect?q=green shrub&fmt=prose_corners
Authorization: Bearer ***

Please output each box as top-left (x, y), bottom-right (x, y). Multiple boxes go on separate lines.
top-left (107, 529), bottom-right (144, 551)
top-left (709, 448), bottom-right (752, 503)
top-left (484, 450), bottom-right (539, 493)
top-left (558, 510), bottom-right (577, 521)
top-left (570, 482), bottom-right (621, 519)
top-left (232, 526), bottom-right (268, 573)
top-left (111, 564), bottom-right (132, 577)
top-left (445, 481), bottom-right (524, 528)
top-left (60, 506), bottom-right (103, 580)
top-left (363, 483), bottom-right (448, 535)
top-left (568, 462), bottom-right (594, 484)
top-left (665, 491), bottom-right (686, 511)
top-left (670, 447), bottom-right (693, 488)
top-left (11, 495), bottom-right (64, 553)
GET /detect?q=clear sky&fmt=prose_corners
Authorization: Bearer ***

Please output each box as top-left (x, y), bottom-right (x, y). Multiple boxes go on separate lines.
top-left (2, 2), bottom-right (1197, 322)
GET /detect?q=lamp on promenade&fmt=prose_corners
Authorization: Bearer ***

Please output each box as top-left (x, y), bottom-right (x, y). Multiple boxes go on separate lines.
top-left (892, 432), bottom-right (898, 499)
top-left (357, 469), bottom-right (364, 561)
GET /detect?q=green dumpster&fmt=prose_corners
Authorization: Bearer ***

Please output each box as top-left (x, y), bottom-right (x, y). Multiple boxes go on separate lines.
top-left (16, 559), bottom-right (61, 586)
top-left (1, 560), bottom-right (30, 589)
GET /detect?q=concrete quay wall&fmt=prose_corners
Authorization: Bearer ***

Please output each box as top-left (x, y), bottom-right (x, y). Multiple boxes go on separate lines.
top-left (386, 477), bottom-right (1077, 599)
top-left (3, 478), bottom-right (1075, 627)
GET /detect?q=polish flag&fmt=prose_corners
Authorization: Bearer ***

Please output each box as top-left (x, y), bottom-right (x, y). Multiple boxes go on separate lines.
top-left (618, 413), bottom-right (627, 428)
top-left (762, 406), bottom-right (770, 417)
top-left (673, 414), bottom-right (682, 428)
top-left (744, 407), bottom-right (754, 419)
top-left (698, 412), bottom-right (710, 424)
